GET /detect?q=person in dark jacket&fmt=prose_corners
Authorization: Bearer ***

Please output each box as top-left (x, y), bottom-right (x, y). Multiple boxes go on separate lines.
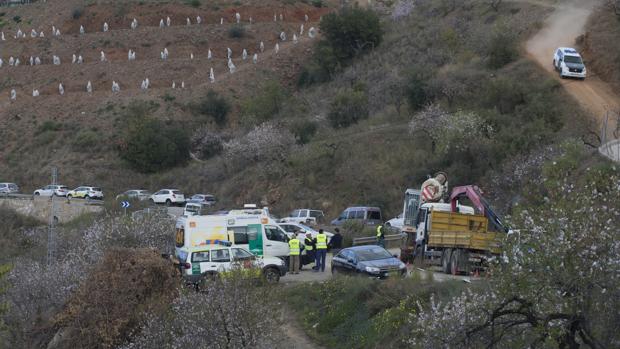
top-left (328, 228), bottom-right (343, 254)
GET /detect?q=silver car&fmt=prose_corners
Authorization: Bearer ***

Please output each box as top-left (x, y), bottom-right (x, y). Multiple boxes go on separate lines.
top-left (116, 189), bottom-right (152, 201)
top-left (0, 182), bottom-right (19, 194)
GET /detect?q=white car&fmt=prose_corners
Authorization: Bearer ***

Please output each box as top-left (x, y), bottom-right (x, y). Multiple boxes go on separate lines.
top-left (279, 222), bottom-right (333, 243)
top-left (150, 189), bottom-right (185, 206)
top-left (34, 184), bottom-right (69, 197)
top-left (178, 242), bottom-right (287, 285)
top-left (279, 209), bottom-right (325, 225)
top-left (67, 186), bottom-right (104, 200)
top-left (116, 189), bottom-right (152, 201)
top-left (385, 213), bottom-right (404, 231)
top-left (553, 47), bottom-right (586, 79)
top-left (0, 183), bottom-right (19, 194)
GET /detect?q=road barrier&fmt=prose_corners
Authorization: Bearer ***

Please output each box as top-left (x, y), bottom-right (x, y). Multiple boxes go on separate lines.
top-left (353, 233), bottom-right (405, 249)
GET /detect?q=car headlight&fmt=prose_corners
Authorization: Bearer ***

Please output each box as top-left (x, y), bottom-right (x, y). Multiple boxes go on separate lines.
top-left (365, 266), bottom-right (380, 273)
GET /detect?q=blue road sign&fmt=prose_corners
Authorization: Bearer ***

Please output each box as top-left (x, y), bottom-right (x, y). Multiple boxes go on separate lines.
top-left (121, 201), bottom-right (131, 209)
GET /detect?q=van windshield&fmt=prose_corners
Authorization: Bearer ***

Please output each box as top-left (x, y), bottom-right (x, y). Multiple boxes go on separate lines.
top-left (564, 55), bottom-right (582, 64)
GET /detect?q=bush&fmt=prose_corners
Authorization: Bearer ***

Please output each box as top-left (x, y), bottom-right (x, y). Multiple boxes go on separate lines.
top-left (72, 8), bottom-right (83, 19)
top-left (228, 25), bottom-right (245, 38)
top-left (328, 86), bottom-right (369, 128)
top-left (241, 81), bottom-right (288, 122)
top-left (311, 0), bottom-right (324, 7)
top-left (191, 90), bottom-right (231, 126)
top-left (297, 41), bottom-right (340, 86)
top-left (191, 127), bottom-right (224, 160)
top-left (12, 16), bottom-right (20, 23)
top-left (405, 73), bottom-right (429, 111)
top-left (72, 130), bottom-right (99, 151)
top-left (486, 31), bottom-right (518, 69)
top-left (185, 0), bottom-right (201, 7)
top-left (320, 8), bottom-right (383, 63)
top-left (36, 120), bottom-right (62, 135)
top-left (290, 119), bottom-right (317, 144)
top-left (119, 118), bottom-right (190, 173)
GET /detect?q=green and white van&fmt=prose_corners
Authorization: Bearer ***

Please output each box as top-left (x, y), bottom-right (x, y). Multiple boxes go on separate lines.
top-left (175, 207), bottom-right (290, 263)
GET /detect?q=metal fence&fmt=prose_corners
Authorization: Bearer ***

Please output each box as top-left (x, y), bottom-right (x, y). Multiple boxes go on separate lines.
top-left (352, 233), bottom-right (405, 249)
top-left (0, 0), bottom-right (37, 6)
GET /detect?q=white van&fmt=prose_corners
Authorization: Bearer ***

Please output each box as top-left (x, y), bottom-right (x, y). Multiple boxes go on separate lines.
top-left (175, 207), bottom-right (290, 263)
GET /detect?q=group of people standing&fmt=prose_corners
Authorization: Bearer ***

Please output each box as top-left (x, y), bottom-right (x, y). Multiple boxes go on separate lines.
top-left (288, 228), bottom-right (343, 274)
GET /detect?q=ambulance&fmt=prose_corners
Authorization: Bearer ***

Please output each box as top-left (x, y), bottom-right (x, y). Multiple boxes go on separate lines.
top-left (175, 207), bottom-right (291, 263)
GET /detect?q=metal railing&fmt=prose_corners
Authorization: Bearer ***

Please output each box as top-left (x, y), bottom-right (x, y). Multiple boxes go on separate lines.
top-left (0, 0), bottom-right (37, 6)
top-left (353, 233), bottom-right (405, 248)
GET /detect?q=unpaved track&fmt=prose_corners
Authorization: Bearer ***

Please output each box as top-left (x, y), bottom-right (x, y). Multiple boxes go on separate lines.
top-left (525, 0), bottom-right (619, 135)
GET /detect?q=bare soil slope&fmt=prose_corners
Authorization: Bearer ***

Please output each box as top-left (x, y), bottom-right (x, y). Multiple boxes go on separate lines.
top-left (525, 0), bottom-right (620, 136)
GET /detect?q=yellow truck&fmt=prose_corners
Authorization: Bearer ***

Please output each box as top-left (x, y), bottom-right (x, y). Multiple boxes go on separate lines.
top-left (399, 183), bottom-right (506, 274)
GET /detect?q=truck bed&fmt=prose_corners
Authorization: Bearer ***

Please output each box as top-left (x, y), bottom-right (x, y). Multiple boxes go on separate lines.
top-left (427, 211), bottom-right (502, 254)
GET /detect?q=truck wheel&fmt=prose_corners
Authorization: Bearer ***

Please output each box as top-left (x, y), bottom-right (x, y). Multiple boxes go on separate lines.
top-left (441, 249), bottom-right (452, 274)
top-left (450, 249), bottom-right (460, 275)
top-left (413, 245), bottom-right (425, 268)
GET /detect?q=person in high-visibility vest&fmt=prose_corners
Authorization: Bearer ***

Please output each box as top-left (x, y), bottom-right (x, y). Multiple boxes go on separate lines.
top-left (315, 229), bottom-right (328, 272)
top-left (289, 234), bottom-right (301, 274)
top-left (376, 225), bottom-right (385, 248)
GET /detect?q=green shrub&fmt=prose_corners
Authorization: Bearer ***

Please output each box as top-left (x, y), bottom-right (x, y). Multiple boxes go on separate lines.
top-left (405, 73), bottom-right (429, 111)
top-left (36, 120), bottom-right (62, 135)
top-left (119, 118), bottom-right (190, 173)
top-left (185, 0), bottom-right (201, 7)
top-left (320, 8), bottom-right (383, 63)
top-left (487, 31), bottom-right (518, 69)
top-left (191, 91), bottom-right (231, 126)
top-left (290, 119), bottom-right (317, 144)
top-left (12, 16), bottom-right (20, 23)
top-left (241, 81), bottom-right (288, 122)
top-left (311, 0), bottom-right (324, 7)
top-left (72, 131), bottom-right (99, 151)
top-left (327, 86), bottom-right (369, 128)
top-left (297, 41), bottom-right (340, 86)
top-left (228, 25), bottom-right (245, 38)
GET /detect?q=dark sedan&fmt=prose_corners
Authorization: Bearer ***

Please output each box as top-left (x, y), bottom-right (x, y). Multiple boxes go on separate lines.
top-left (331, 245), bottom-right (407, 278)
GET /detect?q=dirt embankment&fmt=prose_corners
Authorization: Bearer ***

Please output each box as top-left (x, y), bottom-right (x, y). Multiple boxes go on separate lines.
top-left (524, 0), bottom-right (619, 137)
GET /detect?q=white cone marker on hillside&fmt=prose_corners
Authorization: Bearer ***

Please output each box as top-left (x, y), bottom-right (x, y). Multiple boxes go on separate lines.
top-left (77, 55), bottom-right (83, 64)
top-left (172, 81), bottom-right (176, 89)
top-left (35, 57), bottom-right (41, 65)
top-left (181, 81), bottom-right (185, 89)
top-left (31, 29), bottom-right (37, 38)
top-left (220, 18), bottom-right (224, 25)
top-left (72, 54), bottom-right (76, 64)
top-left (253, 53), bottom-right (257, 64)
top-left (308, 27), bottom-right (316, 38)
top-left (208, 49), bottom-right (212, 59)
top-left (53, 55), bottom-right (60, 65)
top-left (236, 12), bottom-right (241, 23)
top-left (1, 32), bottom-right (5, 41)
top-left (293, 34), bottom-right (298, 44)
top-left (87, 81), bottom-right (92, 93)
top-left (0, 58), bottom-right (3, 68)
top-left (275, 43), bottom-right (279, 54)
top-left (103, 22), bottom-right (109, 32)
top-left (10, 89), bottom-right (16, 100)
top-left (80, 25), bottom-right (85, 34)
top-left (39, 31), bottom-right (44, 38)
top-left (227, 47), bottom-right (232, 59)
top-left (280, 13), bottom-right (283, 21)
top-left (58, 83), bottom-right (64, 95)
top-left (9, 57), bottom-right (14, 66)
top-left (160, 19), bottom-right (165, 28)
top-left (14, 58), bottom-right (19, 66)
top-left (196, 16), bottom-right (202, 24)
top-left (167, 16), bottom-right (171, 26)
top-left (274, 14), bottom-right (277, 22)
top-left (101, 51), bottom-right (106, 62)
top-left (32, 89), bottom-right (39, 97)
top-left (55, 29), bottom-right (60, 36)
top-left (242, 49), bottom-right (247, 60)
top-left (112, 81), bottom-right (120, 92)
top-left (209, 67), bottom-right (215, 83)
top-left (305, 14), bottom-right (309, 22)
top-left (190, 53), bottom-right (194, 60)
top-left (280, 32), bottom-right (286, 41)
top-left (131, 18), bottom-right (138, 29)
top-left (228, 59), bottom-right (236, 74)
top-left (260, 41), bottom-right (265, 52)
top-left (187, 17), bottom-right (191, 26)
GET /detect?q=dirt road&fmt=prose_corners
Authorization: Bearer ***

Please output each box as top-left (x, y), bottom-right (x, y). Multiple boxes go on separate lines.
top-left (525, 0), bottom-right (619, 136)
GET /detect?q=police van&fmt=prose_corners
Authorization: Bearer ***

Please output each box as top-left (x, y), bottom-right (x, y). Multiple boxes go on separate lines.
top-left (178, 241), bottom-right (287, 285)
top-left (175, 207), bottom-right (291, 263)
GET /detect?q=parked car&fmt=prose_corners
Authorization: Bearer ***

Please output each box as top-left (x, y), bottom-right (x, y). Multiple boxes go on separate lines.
top-left (187, 194), bottom-right (216, 206)
top-left (183, 202), bottom-right (209, 216)
top-left (150, 189), bottom-right (185, 206)
top-left (331, 245), bottom-right (406, 278)
top-left (279, 209), bottom-right (325, 225)
top-left (279, 222), bottom-right (333, 242)
top-left (116, 189), bottom-right (152, 201)
top-left (178, 241), bottom-right (287, 286)
top-left (330, 206), bottom-right (382, 226)
top-left (67, 186), bottom-right (104, 200)
top-left (553, 47), bottom-right (586, 79)
top-left (385, 213), bottom-right (404, 231)
top-left (34, 185), bottom-right (69, 197)
top-left (0, 183), bottom-right (19, 194)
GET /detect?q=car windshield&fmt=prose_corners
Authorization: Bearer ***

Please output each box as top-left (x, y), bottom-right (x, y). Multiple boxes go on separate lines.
top-left (564, 55), bottom-right (582, 64)
top-left (309, 211), bottom-right (323, 218)
top-left (356, 247), bottom-right (393, 261)
top-left (92, 187), bottom-right (101, 191)
top-left (58, 186), bottom-right (68, 190)
top-left (172, 190), bottom-right (182, 195)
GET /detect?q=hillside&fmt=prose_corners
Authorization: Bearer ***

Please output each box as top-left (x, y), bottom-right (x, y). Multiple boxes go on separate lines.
top-left (0, 0), bottom-right (606, 221)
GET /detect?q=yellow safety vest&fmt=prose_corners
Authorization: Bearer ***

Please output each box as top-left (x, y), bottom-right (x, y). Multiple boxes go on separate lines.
top-left (376, 225), bottom-right (383, 237)
top-left (304, 238), bottom-right (314, 251)
top-left (316, 234), bottom-right (327, 249)
top-left (289, 238), bottom-right (300, 256)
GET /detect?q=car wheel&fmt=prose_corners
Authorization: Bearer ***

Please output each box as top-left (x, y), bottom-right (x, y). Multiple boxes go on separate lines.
top-left (34, 192), bottom-right (40, 196)
top-left (149, 199), bottom-right (155, 205)
top-left (263, 267), bottom-right (280, 284)
top-left (331, 266), bottom-right (339, 275)
top-left (67, 194), bottom-right (72, 199)
top-left (165, 199), bottom-right (172, 206)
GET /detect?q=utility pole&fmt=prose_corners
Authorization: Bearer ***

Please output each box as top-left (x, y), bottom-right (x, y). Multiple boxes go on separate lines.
top-left (46, 167), bottom-right (57, 266)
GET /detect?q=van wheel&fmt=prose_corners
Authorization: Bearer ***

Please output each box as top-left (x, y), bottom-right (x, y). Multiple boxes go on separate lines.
top-left (263, 267), bottom-right (280, 284)
top-left (441, 249), bottom-right (452, 274)
top-left (165, 199), bottom-right (172, 206)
